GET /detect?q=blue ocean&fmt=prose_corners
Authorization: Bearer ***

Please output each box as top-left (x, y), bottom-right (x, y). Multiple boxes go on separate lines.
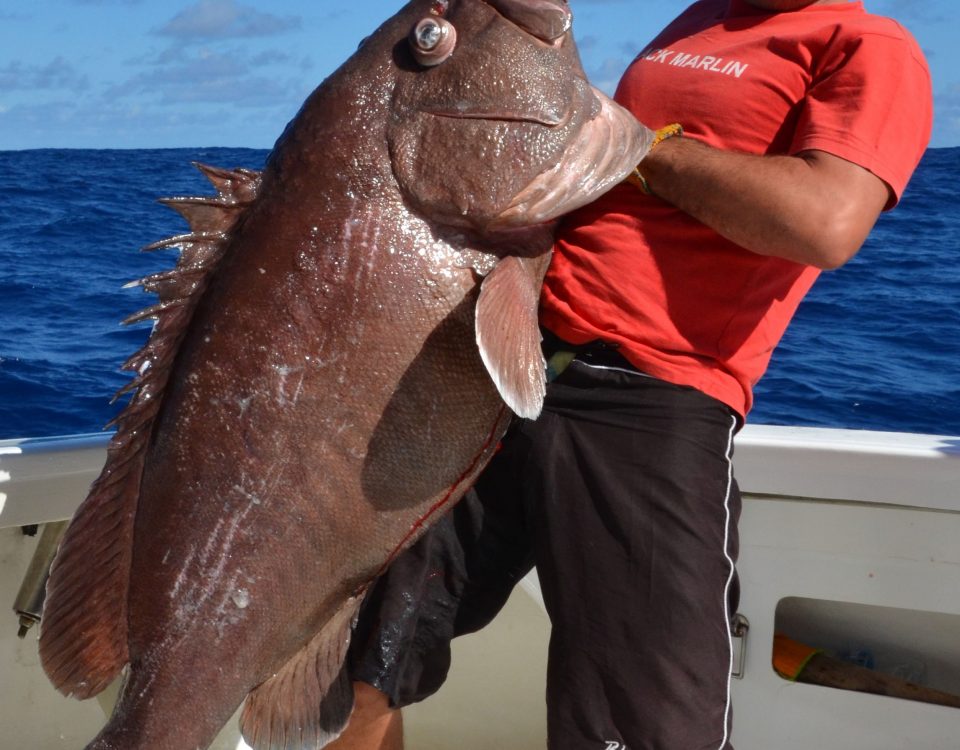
top-left (0, 147), bottom-right (958, 440)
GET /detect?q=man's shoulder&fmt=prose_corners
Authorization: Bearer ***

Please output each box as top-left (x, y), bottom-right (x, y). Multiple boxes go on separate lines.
top-left (852, 8), bottom-right (921, 41)
top-left (835, 10), bottom-right (928, 70)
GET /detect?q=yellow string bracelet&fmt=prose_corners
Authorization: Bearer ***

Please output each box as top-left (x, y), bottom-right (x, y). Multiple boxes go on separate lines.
top-left (627, 122), bottom-right (683, 195)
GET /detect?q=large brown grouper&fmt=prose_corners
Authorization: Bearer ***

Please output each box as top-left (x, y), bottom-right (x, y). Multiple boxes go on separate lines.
top-left (39, 1), bottom-right (653, 748)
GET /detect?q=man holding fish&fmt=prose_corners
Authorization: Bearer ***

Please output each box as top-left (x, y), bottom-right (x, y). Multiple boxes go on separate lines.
top-left (337, 0), bottom-right (932, 748)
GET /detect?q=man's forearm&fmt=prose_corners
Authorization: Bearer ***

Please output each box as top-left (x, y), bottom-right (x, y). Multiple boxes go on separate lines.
top-left (639, 136), bottom-right (890, 269)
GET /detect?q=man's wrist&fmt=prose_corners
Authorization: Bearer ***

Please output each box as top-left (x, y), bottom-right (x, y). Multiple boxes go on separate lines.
top-left (639, 135), bottom-right (684, 179)
top-left (628, 123), bottom-right (684, 195)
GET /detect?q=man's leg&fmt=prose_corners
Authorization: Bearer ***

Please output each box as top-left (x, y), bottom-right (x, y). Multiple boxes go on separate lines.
top-left (332, 350), bottom-right (742, 750)
top-left (334, 425), bottom-right (537, 747)
top-left (527, 360), bottom-right (742, 750)
top-left (327, 683), bottom-right (402, 750)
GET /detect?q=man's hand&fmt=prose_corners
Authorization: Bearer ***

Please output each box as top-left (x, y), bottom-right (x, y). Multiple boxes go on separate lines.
top-left (639, 137), bottom-right (891, 269)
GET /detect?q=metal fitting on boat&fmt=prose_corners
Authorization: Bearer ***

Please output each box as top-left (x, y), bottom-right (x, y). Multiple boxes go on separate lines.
top-left (13, 520), bottom-right (69, 638)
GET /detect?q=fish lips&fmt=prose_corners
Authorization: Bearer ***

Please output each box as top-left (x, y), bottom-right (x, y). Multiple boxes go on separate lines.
top-left (420, 105), bottom-right (567, 128)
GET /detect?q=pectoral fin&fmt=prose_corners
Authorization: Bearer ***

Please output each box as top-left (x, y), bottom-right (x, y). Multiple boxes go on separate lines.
top-left (475, 253), bottom-right (551, 420)
top-left (240, 595), bottom-right (363, 750)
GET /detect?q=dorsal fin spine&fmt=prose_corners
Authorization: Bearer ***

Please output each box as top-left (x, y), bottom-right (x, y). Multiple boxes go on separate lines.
top-left (39, 163), bottom-right (262, 699)
top-left (142, 232), bottom-right (223, 252)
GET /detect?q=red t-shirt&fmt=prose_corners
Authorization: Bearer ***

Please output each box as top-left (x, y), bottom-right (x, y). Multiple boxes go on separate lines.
top-left (540, 0), bottom-right (932, 417)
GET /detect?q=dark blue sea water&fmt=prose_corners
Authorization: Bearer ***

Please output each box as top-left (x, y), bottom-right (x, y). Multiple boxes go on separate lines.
top-left (0, 147), bottom-right (958, 439)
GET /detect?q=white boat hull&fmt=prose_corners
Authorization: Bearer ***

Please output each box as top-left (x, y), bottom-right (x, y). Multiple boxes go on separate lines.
top-left (3, 426), bottom-right (959, 749)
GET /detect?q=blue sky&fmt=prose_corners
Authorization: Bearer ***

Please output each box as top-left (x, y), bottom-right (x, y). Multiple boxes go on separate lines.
top-left (0, 0), bottom-right (956, 150)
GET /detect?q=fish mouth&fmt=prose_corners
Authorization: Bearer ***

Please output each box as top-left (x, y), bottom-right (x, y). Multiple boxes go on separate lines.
top-left (422, 109), bottom-right (566, 127)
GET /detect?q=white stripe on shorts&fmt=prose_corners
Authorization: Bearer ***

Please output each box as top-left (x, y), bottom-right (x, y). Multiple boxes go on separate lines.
top-left (719, 413), bottom-right (738, 750)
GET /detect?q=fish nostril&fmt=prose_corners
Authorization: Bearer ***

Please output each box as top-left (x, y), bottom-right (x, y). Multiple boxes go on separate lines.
top-left (485, 0), bottom-right (572, 43)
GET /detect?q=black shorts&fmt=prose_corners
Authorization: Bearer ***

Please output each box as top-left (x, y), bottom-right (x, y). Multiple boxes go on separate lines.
top-left (348, 349), bottom-right (742, 750)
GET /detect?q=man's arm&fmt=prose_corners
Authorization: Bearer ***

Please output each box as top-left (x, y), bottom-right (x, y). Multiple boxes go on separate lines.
top-left (640, 137), bottom-right (891, 269)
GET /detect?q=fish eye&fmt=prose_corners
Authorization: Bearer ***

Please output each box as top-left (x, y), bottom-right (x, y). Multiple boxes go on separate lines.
top-left (415, 20), bottom-right (444, 50)
top-left (409, 17), bottom-right (456, 66)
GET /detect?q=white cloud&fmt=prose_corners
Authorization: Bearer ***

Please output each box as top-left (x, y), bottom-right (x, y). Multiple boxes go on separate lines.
top-left (157, 0), bottom-right (300, 41)
top-left (0, 57), bottom-right (89, 92)
top-left (931, 83), bottom-right (960, 149)
top-left (106, 46), bottom-right (301, 108)
top-left (0, 96), bottom-right (268, 148)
